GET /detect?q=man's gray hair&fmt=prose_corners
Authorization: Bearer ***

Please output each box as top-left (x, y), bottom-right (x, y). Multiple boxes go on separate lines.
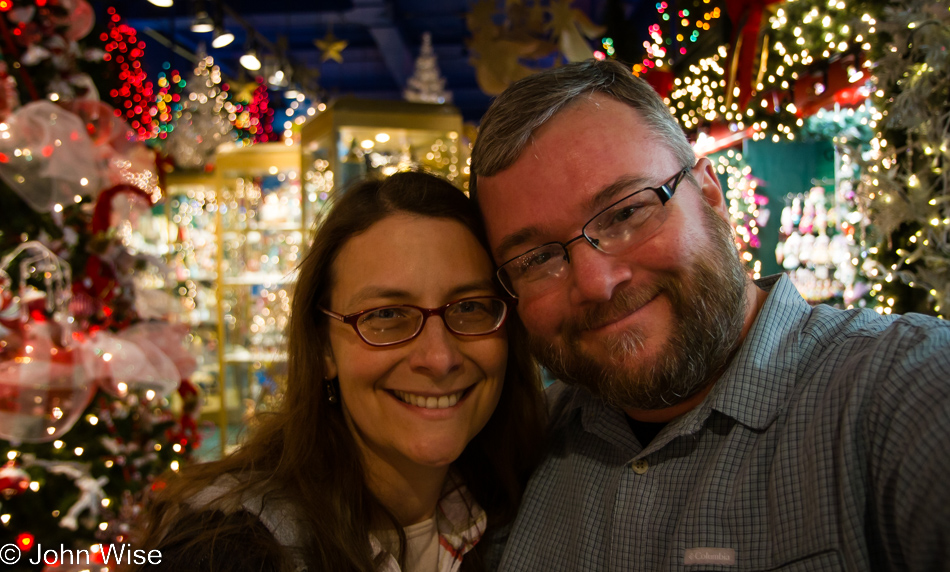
top-left (471, 59), bottom-right (696, 196)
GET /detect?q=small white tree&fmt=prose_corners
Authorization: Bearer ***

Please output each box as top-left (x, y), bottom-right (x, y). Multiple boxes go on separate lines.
top-left (404, 32), bottom-right (452, 104)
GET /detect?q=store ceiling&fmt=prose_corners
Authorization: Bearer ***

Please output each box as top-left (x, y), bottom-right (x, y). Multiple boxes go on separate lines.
top-left (121, 0), bottom-right (619, 123)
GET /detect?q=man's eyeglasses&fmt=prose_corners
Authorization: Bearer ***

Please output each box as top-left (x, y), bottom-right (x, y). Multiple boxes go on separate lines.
top-left (496, 168), bottom-right (691, 299)
top-left (319, 296), bottom-right (513, 347)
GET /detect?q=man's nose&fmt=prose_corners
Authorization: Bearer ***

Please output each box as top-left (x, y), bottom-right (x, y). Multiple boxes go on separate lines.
top-left (566, 242), bottom-right (634, 305)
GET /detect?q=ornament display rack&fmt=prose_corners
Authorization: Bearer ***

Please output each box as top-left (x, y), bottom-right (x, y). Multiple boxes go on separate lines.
top-left (774, 143), bottom-right (867, 306)
top-left (163, 171), bottom-right (220, 440)
top-left (216, 143), bottom-right (306, 454)
top-left (164, 143), bottom-right (313, 455)
top-left (300, 97), bottom-right (466, 197)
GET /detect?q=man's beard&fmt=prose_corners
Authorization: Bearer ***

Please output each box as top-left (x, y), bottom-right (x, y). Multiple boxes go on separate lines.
top-left (529, 204), bottom-right (749, 411)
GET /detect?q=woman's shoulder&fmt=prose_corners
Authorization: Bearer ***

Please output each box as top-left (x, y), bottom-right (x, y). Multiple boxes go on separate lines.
top-left (141, 507), bottom-right (288, 572)
top-left (189, 473), bottom-right (305, 549)
top-left (138, 473), bottom-right (306, 572)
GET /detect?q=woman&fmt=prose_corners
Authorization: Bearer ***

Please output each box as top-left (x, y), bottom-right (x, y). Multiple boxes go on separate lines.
top-left (133, 171), bottom-right (546, 572)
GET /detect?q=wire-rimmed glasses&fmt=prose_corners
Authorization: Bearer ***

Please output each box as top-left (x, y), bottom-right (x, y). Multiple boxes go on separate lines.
top-left (319, 296), bottom-right (513, 347)
top-left (496, 168), bottom-right (691, 299)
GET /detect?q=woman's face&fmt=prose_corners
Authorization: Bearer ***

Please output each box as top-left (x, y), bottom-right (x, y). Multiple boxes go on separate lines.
top-left (325, 213), bottom-right (507, 477)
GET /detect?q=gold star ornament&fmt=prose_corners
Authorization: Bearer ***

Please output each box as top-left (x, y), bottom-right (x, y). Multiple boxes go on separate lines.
top-left (315, 30), bottom-right (348, 63)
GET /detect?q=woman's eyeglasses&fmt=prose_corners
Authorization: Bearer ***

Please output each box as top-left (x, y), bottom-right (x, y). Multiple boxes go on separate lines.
top-left (319, 296), bottom-right (513, 347)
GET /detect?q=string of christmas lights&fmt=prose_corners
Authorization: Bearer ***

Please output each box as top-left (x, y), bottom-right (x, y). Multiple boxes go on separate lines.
top-left (635, 0), bottom-right (721, 76)
top-left (665, 0), bottom-right (879, 141)
top-left (714, 149), bottom-right (768, 279)
top-left (102, 7), bottom-right (157, 140)
top-left (856, 0), bottom-right (949, 318)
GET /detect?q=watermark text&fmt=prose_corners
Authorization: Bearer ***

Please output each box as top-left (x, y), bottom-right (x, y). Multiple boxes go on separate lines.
top-left (0, 542), bottom-right (162, 566)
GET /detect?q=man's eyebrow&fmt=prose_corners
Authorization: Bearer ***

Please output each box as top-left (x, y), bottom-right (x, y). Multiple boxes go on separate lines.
top-left (494, 175), bottom-right (655, 262)
top-left (585, 175), bottom-right (654, 212)
top-left (495, 227), bottom-right (543, 263)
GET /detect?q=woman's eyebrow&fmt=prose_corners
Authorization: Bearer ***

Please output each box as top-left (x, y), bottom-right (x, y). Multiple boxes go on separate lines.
top-left (446, 279), bottom-right (497, 298)
top-left (346, 279), bottom-right (496, 307)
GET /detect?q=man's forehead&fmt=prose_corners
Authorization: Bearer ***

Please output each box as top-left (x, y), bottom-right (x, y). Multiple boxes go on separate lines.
top-left (476, 97), bottom-right (667, 257)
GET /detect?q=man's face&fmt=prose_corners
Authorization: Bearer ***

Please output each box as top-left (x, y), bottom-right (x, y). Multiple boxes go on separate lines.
top-left (477, 94), bottom-right (749, 411)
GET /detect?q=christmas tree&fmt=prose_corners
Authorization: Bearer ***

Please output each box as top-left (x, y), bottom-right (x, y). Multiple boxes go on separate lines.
top-left (404, 32), bottom-right (452, 104)
top-left (858, 0), bottom-right (949, 317)
top-left (164, 51), bottom-right (233, 169)
top-left (0, 3), bottom-right (198, 569)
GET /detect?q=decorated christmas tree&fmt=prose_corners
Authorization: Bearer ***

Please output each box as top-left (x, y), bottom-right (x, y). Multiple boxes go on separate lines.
top-left (858, 0), bottom-right (949, 317)
top-left (164, 51), bottom-right (233, 169)
top-left (0, 3), bottom-right (198, 569)
top-left (404, 32), bottom-right (452, 104)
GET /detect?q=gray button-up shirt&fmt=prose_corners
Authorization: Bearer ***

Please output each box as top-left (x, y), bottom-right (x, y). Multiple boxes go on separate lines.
top-left (497, 274), bottom-right (950, 571)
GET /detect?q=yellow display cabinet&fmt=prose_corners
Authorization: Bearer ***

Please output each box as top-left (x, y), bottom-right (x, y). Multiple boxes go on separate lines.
top-left (213, 142), bottom-right (307, 453)
top-left (163, 143), bottom-right (309, 455)
top-left (300, 97), bottom-right (467, 205)
top-left (163, 171), bottom-right (220, 421)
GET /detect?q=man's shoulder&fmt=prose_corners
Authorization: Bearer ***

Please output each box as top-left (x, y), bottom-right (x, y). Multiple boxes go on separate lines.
top-left (776, 304), bottom-right (948, 391)
top-left (803, 303), bottom-right (948, 344)
top-left (784, 307), bottom-right (950, 448)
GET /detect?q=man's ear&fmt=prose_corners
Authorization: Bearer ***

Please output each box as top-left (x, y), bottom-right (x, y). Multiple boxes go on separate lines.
top-left (324, 346), bottom-right (338, 380)
top-left (694, 157), bottom-right (728, 219)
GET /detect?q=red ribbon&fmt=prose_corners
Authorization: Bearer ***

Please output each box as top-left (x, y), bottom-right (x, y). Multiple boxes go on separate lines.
top-left (90, 184), bottom-right (155, 234)
top-left (725, 0), bottom-right (783, 109)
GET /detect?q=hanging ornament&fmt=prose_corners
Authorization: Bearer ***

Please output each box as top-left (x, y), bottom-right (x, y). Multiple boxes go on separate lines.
top-left (0, 61), bottom-right (19, 121)
top-left (0, 460), bottom-right (30, 498)
top-left (0, 280), bottom-right (24, 342)
top-left (81, 330), bottom-right (179, 398)
top-left (62, 0), bottom-right (96, 43)
top-left (546, 0), bottom-right (605, 62)
top-left (165, 52), bottom-right (233, 169)
top-left (314, 23), bottom-right (347, 63)
top-left (404, 32), bottom-right (453, 104)
top-left (36, 461), bottom-right (108, 531)
top-left (0, 242), bottom-right (92, 444)
top-left (0, 101), bottom-right (101, 212)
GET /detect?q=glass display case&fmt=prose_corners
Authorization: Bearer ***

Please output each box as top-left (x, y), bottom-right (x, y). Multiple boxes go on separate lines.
top-left (300, 97), bottom-right (466, 206)
top-left (163, 143), bottom-right (310, 455)
top-left (214, 142), bottom-right (306, 453)
top-left (163, 171), bottom-right (221, 444)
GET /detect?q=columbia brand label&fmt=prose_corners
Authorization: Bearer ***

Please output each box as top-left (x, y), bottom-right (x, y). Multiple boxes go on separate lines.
top-left (684, 548), bottom-right (736, 565)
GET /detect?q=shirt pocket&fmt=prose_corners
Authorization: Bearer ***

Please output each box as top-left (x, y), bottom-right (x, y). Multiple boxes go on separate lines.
top-left (757, 550), bottom-right (843, 571)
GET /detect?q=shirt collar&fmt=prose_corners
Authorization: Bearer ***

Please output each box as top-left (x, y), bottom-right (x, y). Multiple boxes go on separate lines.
top-left (562, 273), bottom-right (812, 442)
top-left (369, 479), bottom-right (486, 567)
top-left (435, 481), bottom-right (487, 560)
top-left (700, 273), bottom-right (811, 431)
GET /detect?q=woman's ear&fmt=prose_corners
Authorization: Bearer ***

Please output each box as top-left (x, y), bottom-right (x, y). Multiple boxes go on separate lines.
top-left (324, 346), bottom-right (338, 380)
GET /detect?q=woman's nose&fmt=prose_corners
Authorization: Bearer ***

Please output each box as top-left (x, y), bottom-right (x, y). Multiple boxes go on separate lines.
top-left (406, 316), bottom-right (464, 377)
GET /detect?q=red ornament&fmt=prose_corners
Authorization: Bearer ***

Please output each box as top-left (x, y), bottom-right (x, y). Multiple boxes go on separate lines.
top-left (0, 284), bottom-right (25, 342)
top-left (0, 461), bottom-right (30, 498)
top-left (16, 532), bottom-right (34, 552)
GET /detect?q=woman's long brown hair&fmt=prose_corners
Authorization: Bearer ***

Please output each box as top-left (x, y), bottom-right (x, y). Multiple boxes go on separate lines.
top-left (132, 171), bottom-right (547, 572)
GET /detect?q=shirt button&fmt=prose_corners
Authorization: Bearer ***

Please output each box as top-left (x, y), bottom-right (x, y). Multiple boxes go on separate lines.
top-left (631, 459), bottom-right (649, 474)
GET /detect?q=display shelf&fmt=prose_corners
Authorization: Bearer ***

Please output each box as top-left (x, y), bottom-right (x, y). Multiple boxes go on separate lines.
top-left (300, 97), bottom-right (467, 208)
top-left (163, 171), bottom-right (222, 427)
top-left (163, 146), bottom-right (306, 456)
top-left (213, 142), bottom-right (302, 454)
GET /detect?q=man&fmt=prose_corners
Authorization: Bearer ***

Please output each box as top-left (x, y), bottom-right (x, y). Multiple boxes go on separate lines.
top-left (471, 58), bottom-right (950, 571)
